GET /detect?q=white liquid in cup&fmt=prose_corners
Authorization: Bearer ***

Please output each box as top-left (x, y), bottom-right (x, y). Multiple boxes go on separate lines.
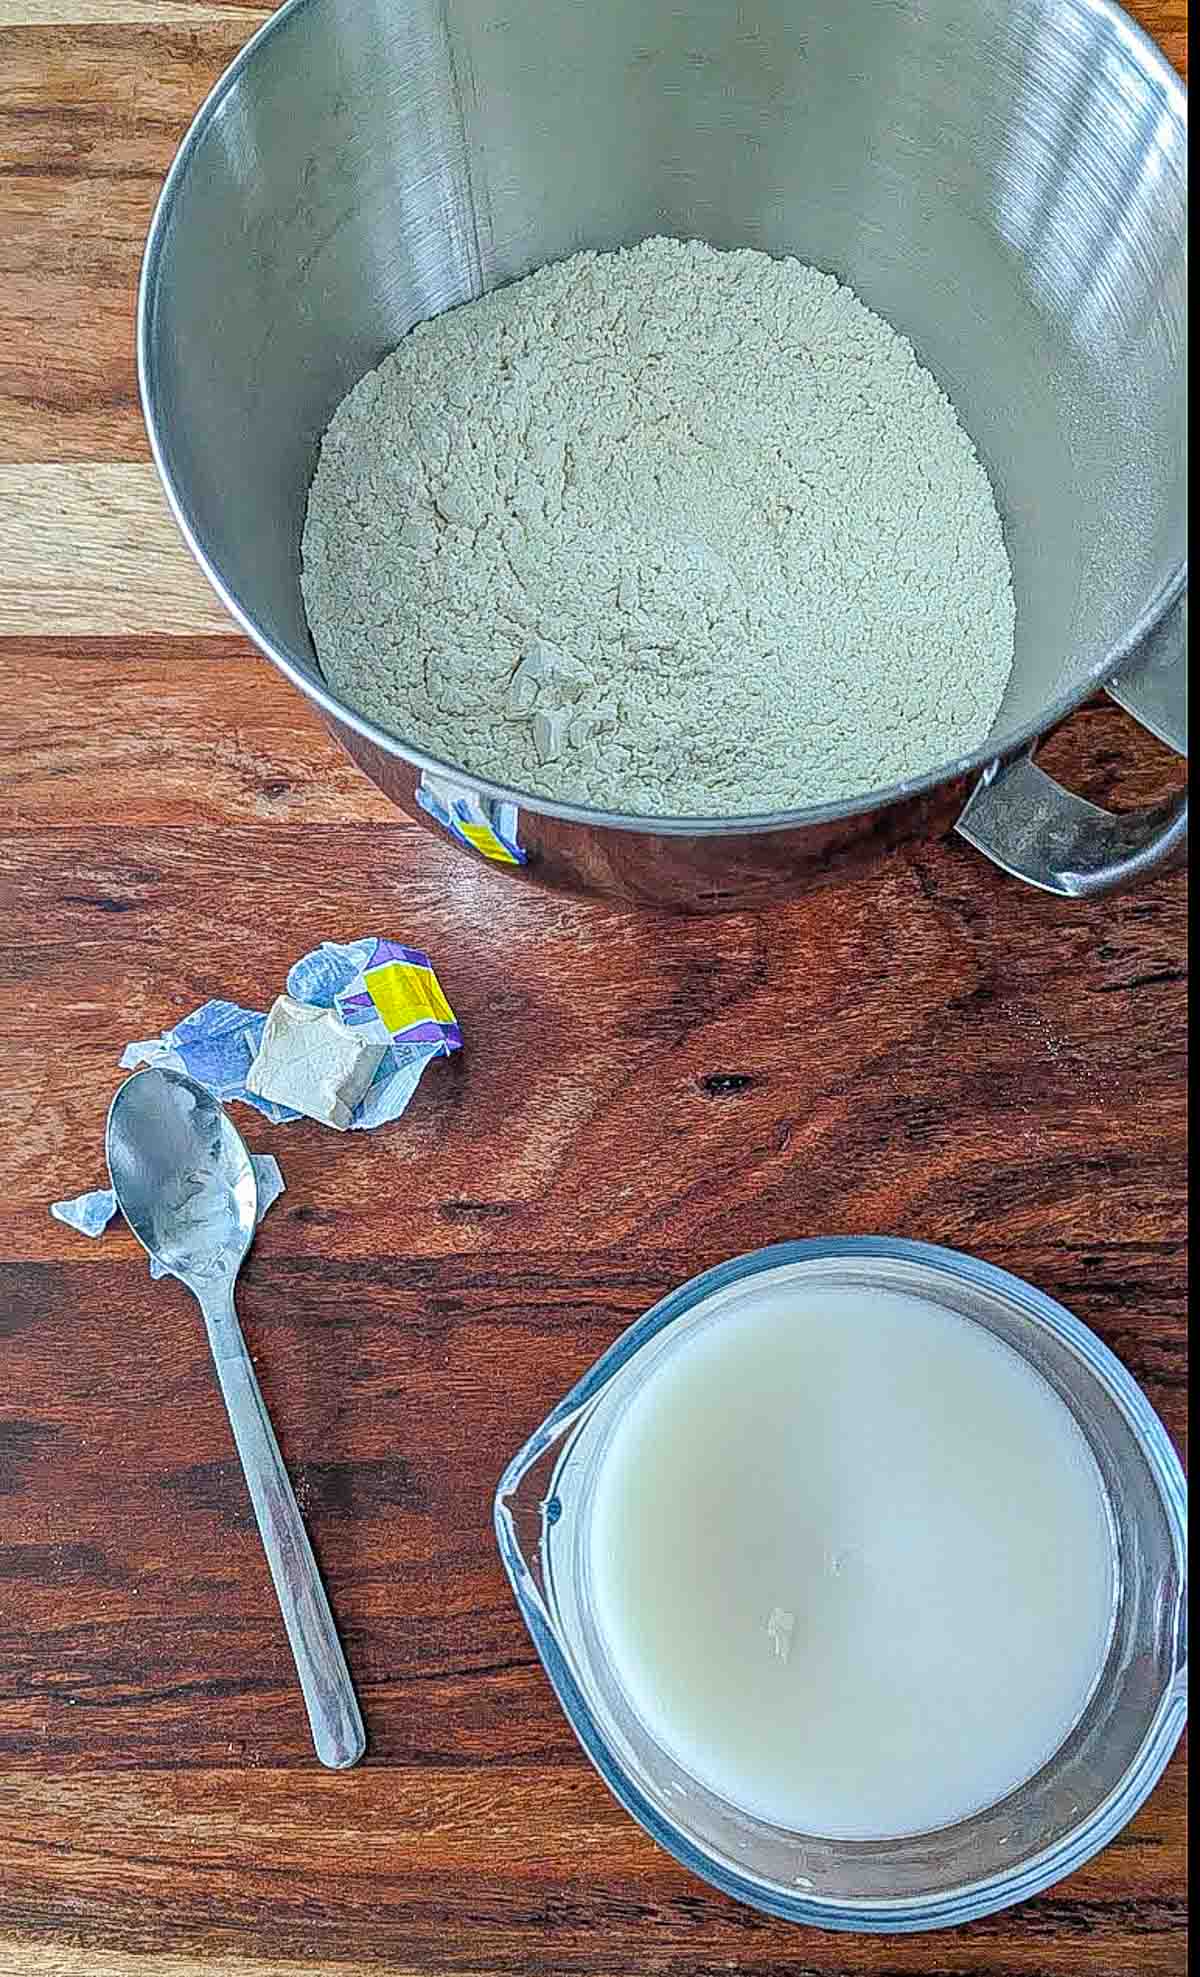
top-left (589, 1280), bottom-right (1116, 1839)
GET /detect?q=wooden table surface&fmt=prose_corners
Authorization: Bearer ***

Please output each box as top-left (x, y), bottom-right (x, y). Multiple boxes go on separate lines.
top-left (0, 2), bottom-right (1188, 1971)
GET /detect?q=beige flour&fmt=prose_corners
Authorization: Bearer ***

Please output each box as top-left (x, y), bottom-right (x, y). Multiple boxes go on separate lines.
top-left (302, 236), bottom-right (1015, 815)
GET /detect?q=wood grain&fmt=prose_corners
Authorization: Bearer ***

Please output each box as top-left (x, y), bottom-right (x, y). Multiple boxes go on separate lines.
top-left (0, 782), bottom-right (1187, 1971)
top-left (0, 635), bottom-right (395, 824)
top-left (0, 466), bottom-right (236, 631)
top-left (0, 3), bottom-right (268, 23)
top-left (0, 0), bottom-right (1188, 1972)
top-left (0, 22), bottom-right (262, 464)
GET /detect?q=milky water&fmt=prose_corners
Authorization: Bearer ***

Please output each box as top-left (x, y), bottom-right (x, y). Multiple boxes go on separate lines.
top-left (589, 1282), bottom-right (1116, 1839)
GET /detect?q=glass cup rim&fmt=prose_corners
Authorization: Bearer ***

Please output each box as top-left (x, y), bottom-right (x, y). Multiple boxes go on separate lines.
top-left (494, 1236), bottom-right (1188, 1932)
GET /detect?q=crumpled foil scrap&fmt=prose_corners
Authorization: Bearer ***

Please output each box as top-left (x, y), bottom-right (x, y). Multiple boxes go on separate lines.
top-left (50, 936), bottom-right (461, 1256)
top-left (120, 937), bottom-right (460, 1131)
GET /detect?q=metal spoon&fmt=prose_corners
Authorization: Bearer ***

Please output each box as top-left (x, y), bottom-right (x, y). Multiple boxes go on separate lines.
top-left (106, 1065), bottom-right (365, 1770)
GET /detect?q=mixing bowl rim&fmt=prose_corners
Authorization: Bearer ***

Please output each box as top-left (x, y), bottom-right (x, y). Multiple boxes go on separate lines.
top-left (494, 1234), bottom-right (1188, 1931)
top-left (137, 0), bottom-right (1189, 840)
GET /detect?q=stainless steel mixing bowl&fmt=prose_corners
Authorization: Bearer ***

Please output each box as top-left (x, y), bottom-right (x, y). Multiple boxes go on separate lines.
top-left (139, 0), bottom-right (1187, 911)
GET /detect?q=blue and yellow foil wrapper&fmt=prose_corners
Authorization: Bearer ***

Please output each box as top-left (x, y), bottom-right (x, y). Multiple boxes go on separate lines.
top-left (50, 936), bottom-right (461, 1255)
top-left (416, 772), bottom-right (526, 866)
top-left (114, 936), bottom-right (462, 1132)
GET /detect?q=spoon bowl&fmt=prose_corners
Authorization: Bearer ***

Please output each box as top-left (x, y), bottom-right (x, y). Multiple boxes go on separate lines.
top-left (106, 1067), bottom-right (256, 1285)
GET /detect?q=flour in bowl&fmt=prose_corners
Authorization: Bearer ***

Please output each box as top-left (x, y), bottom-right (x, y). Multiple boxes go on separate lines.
top-left (301, 236), bottom-right (1015, 816)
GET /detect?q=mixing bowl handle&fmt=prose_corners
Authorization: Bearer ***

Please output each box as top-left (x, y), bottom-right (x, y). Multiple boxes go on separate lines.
top-left (955, 596), bottom-right (1188, 898)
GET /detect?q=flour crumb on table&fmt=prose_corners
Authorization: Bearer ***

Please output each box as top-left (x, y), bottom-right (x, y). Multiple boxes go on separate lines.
top-left (302, 235), bottom-right (1015, 816)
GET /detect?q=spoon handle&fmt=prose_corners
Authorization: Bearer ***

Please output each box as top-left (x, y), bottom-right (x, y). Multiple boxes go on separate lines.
top-left (197, 1283), bottom-right (366, 1770)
